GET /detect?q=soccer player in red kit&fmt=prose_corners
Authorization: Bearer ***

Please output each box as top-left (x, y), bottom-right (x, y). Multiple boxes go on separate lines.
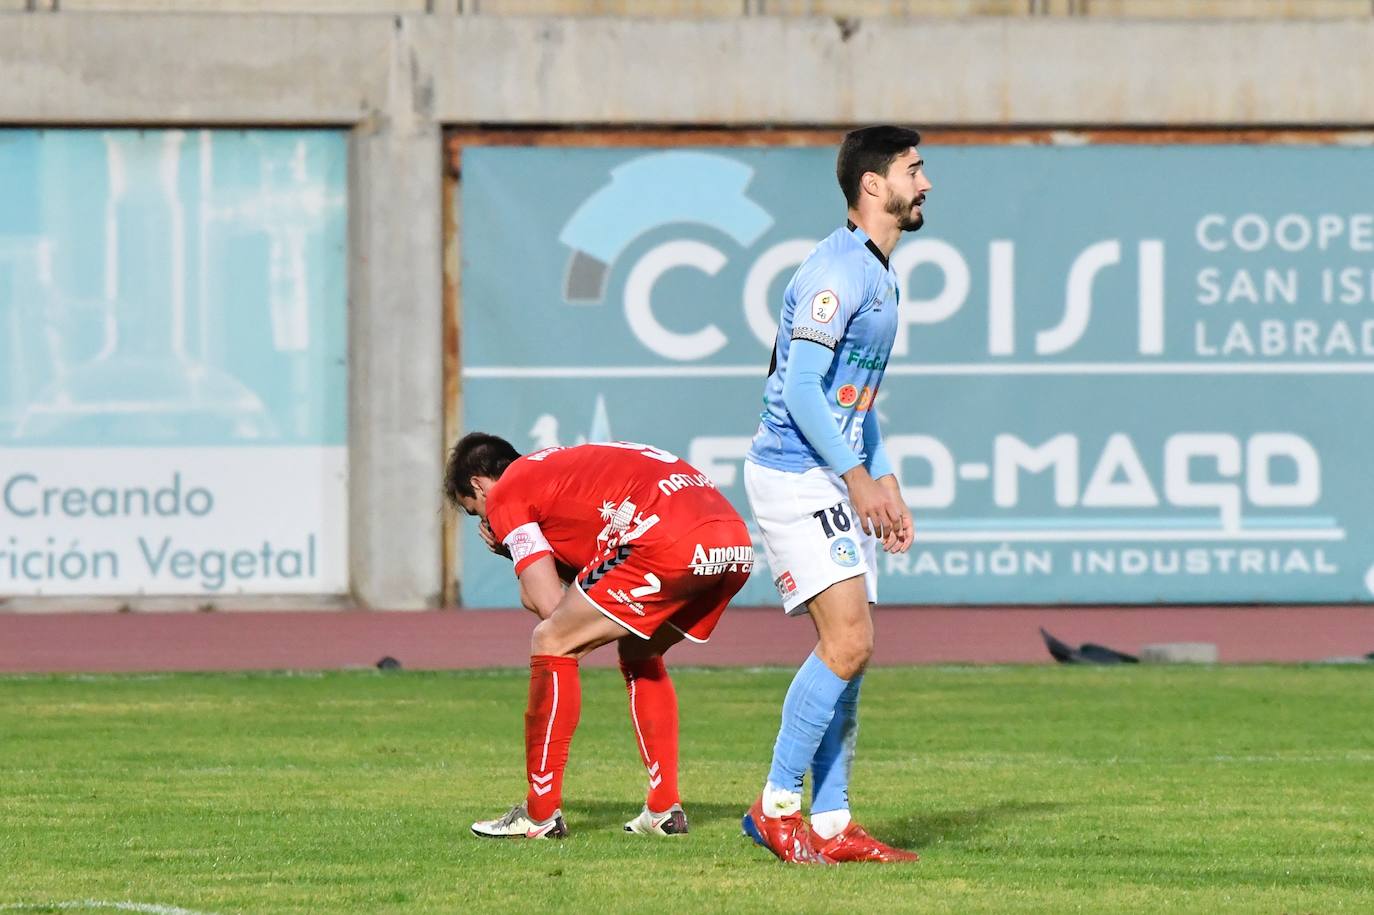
top-left (445, 432), bottom-right (754, 839)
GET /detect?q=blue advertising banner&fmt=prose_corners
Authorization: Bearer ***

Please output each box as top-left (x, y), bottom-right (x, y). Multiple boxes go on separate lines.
top-left (0, 129), bottom-right (348, 596)
top-left (459, 144), bottom-right (1374, 607)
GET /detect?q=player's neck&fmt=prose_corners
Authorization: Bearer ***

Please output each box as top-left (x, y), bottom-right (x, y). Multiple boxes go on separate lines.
top-left (846, 211), bottom-right (900, 260)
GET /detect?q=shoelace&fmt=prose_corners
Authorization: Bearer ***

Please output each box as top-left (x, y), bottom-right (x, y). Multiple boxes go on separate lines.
top-left (782, 821), bottom-right (820, 861)
top-left (493, 804), bottom-right (527, 829)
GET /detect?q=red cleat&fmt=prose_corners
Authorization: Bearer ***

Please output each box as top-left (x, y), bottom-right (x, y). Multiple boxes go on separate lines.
top-left (742, 797), bottom-right (831, 865)
top-left (810, 822), bottom-right (920, 863)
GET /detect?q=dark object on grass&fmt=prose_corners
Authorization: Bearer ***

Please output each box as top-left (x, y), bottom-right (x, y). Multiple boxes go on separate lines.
top-left (1040, 628), bottom-right (1138, 665)
top-left (376, 656), bottom-right (402, 670)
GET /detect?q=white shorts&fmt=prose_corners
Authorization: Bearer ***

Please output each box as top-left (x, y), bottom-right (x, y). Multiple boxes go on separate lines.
top-left (744, 459), bottom-right (878, 615)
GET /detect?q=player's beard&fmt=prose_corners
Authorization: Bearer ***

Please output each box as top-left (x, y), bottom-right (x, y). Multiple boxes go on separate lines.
top-left (886, 189), bottom-right (925, 232)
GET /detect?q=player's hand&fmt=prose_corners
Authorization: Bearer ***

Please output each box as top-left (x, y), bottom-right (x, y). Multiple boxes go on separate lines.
top-left (478, 519), bottom-right (511, 558)
top-left (877, 474), bottom-right (914, 554)
top-left (842, 465), bottom-right (905, 544)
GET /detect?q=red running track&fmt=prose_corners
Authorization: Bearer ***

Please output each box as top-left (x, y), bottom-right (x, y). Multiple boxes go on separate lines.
top-left (1, 605), bottom-right (1372, 673)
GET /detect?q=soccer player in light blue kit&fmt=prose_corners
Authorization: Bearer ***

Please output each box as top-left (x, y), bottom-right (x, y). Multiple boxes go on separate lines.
top-left (742, 126), bottom-right (929, 864)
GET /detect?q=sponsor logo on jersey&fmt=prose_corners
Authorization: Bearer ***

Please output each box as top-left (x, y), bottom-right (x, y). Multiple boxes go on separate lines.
top-left (836, 384), bottom-right (859, 408)
top-left (856, 386), bottom-right (874, 411)
top-left (844, 348), bottom-right (888, 371)
top-left (774, 570), bottom-right (797, 597)
top-left (596, 498), bottom-right (661, 549)
top-left (689, 543), bottom-right (754, 575)
top-left (830, 537), bottom-right (860, 568)
top-left (657, 472), bottom-right (716, 497)
top-left (811, 289), bottom-right (840, 323)
top-left (526, 446), bottom-right (564, 462)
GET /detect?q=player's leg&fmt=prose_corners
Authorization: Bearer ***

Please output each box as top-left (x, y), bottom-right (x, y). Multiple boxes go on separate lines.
top-left (618, 626), bottom-right (688, 835)
top-left (810, 671), bottom-right (862, 837)
top-left (809, 531), bottom-right (878, 840)
top-left (523, 586), bottom-right (632, 818)
top-left (619, 518), bottom-right (752, 837)
top-left (471, 583), bottom-right (629, 840)
top-left (742, 462), bottom-right (873, 863)
top-left (763, 573), bottom-right (872, 816)
top-left (805, 536), bottom-right (918, 863)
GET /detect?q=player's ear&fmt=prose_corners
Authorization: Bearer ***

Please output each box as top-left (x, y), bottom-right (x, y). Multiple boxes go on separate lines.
top-left (861, 170), bottom-right (882, 199)
top-left (470, 476), bottom-right (485, 498)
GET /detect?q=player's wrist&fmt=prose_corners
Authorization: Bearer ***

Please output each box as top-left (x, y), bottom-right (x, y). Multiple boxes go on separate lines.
top-left (840, 463), bottom-right (872, 485)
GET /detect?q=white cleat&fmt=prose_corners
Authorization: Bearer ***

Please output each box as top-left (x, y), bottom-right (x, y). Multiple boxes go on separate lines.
top-left (471, 802), bottom-right (568, 839)
top-left (623, 803), bottom-right (689, 836)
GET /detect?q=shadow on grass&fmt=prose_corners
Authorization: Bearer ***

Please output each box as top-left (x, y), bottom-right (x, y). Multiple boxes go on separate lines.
top-left (566, 800), bottom-right (749, 831)
top-left (874, 800), bottom-right (1066, 848)
top-left (564, 798), bottom-right (1066, 847)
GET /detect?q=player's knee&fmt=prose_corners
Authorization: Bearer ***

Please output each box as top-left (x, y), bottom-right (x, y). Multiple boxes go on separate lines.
top-left (530, 619), bottom-right (568, 658)
top-left (845, 641), bottom-right (874, 678)
top-left (825, 631), bottom-right (872, 679)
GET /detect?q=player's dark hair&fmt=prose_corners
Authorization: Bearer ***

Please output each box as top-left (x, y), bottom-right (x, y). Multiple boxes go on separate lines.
top-left (444, 432), bottom-right (520, 504)
top-left (836, 125), bottom-right (923, 207)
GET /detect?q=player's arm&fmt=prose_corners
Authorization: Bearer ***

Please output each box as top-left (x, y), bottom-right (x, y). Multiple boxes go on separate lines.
top-left (515, 555), bottom-right (563, 620)
top-left (782, 339), bottom-right (900, 539)
top-left (781, 339), bottom-right (862, 476)
top-left (495, 519), bottom-right (560, 619)
top-left (781, 269), bottom-right (870, 474)
top-left (786, 266), bottom-right (905, 538)
top-left (861, 409), bottom-right (913, 553)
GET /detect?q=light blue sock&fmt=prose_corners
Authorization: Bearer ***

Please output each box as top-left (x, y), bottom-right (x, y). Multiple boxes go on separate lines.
top-left (766, 653), bottom-right (850, 795)
top-left (811, 674), bottom-right (862, 815)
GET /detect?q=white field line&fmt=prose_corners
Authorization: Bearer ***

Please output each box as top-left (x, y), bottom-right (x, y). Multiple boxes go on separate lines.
top-left (0, 902), bottom-right (220, 915)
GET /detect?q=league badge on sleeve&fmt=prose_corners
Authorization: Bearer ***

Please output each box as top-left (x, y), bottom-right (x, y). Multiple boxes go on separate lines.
top-left (811, 290), bottom-right (840, 323)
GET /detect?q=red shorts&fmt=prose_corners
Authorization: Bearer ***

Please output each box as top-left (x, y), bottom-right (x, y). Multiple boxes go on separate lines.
top-left (573, 517), bottom-right (752, 644)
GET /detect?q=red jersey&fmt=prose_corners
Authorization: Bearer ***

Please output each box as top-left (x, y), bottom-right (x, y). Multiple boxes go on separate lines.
top-left (486, 442), bottom-right (742, 576)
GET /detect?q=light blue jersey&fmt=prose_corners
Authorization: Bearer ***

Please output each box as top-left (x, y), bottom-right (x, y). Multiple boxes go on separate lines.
top-left (748, 223), bottom-right (900, 474)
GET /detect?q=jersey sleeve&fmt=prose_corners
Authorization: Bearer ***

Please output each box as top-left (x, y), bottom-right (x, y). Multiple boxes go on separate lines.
top-left (502, 522), bottom-right (554, 576)
top-left (786, 253), bottom-right (871, 352)
top-left (861, 405), bottom-right (894, 480)
top-left (782, 339), bottom-right (862, 476)
top-left (484, 463), bottom-right (554, 576)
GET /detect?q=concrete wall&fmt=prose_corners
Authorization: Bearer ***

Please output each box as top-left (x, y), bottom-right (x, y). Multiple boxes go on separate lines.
top-left (11, 1), bottom-right (1374, 15)
top-left (5, 15), bottom-right (1372, 126)
top-left (2, 13), bottom-right (1371, 608)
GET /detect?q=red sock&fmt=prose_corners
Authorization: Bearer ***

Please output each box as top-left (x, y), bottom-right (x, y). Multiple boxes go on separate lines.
top-left (620, 655), bottom-right (680, 812)
top-left (525, 655), bottom-right (581, 822)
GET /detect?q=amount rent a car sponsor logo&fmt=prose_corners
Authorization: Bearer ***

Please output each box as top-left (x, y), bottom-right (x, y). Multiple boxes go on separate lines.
top-left (690, 544), bottom-right (754, 576)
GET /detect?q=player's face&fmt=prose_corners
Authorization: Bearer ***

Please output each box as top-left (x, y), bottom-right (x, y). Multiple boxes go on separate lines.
top-left (456, 491), bottom-right (484, 520)
top-left (882, 147), bottom-right (931, 232)
top-left (456, 476), bottom-right (493, 522)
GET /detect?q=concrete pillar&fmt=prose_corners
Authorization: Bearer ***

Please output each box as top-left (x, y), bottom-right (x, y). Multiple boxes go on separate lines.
top-left (347, 18), bottom-right (443, 609)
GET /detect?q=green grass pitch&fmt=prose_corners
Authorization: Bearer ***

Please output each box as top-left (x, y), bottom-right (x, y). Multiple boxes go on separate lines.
top-left (1, 665), bottom-right (1371, 913)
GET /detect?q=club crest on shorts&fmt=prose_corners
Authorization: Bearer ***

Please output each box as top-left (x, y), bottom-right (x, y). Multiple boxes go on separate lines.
top-left (811, 290), bottom-right (839, 323)
top-left (830, 537), bottom-right (859, 568)
top-left (836, 384), bottom-right (859, 408)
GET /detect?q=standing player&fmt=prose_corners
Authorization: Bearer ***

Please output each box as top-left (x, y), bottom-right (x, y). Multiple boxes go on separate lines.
top-left (741, 126), bottom-right (929, 864)
top-left (445, 432), bottom-right (754, 839)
